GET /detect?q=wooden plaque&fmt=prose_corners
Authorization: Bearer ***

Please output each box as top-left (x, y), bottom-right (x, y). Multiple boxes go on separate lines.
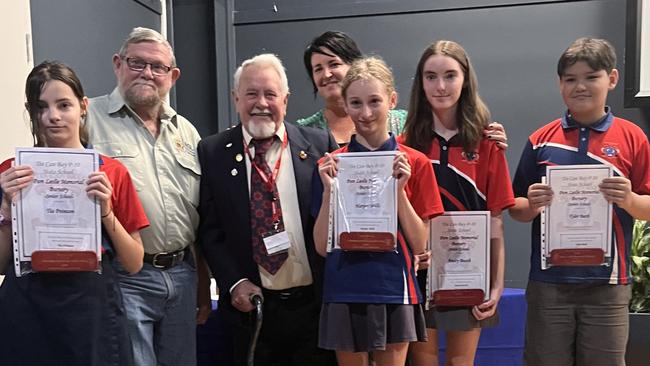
top-left (31, 250), bottom-right (98, 272)
top-left (433, 289), bottom-right (485, 307)
top-left (549, 248), bottom-right (605, 266)
top-left (339, 232), bottom-right (395, 252)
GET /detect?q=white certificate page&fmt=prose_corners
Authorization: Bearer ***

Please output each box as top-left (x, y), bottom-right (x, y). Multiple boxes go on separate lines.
top-left (541, 164), bottom-right (612, 269)
top-left (428, 211), bottom-right (491, 301)
top-left (332, 151), bottom-right (397, 249)
top-left (13, 148), bottom-right (101, 263)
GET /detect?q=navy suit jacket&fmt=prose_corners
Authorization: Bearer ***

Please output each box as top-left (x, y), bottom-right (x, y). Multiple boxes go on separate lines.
top-left (197, 122), bottom-right (337, 313)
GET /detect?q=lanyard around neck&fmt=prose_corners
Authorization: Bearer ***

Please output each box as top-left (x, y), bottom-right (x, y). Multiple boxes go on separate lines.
top-left (243, 130), bottom-right (289, 192)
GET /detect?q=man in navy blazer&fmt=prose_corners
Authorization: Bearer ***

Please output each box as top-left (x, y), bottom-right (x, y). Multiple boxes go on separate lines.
top-left (197, 54), bottom-right (337, 366)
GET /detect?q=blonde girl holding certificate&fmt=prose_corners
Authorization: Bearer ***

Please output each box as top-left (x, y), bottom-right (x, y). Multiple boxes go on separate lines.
top-left (313, 56), bottom-right (444, 366)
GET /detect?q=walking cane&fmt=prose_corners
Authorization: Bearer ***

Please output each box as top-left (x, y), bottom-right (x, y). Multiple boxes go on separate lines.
top-left (247, 294), bottom-right (264, 366)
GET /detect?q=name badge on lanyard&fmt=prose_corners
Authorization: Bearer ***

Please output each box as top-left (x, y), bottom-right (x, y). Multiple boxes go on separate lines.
top-left (263, 230), bottom-right (291, 255)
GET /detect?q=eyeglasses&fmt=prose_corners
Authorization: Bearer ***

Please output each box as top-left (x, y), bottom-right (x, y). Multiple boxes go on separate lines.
top-left (122, 57), bottom-right (173, 76)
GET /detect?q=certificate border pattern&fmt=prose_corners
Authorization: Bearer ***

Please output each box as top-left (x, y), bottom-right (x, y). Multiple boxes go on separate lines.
top-left (13, 147), bottom-right (101, 276)
top-left (426, 211), bottom-right (491, 307)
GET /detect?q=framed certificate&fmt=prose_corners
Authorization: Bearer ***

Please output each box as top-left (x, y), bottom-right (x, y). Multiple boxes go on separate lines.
top-left (427, 211), bottom-right (491, 307)
top-left (541, 164), bottom-right (613, 269)
top-left (12, 148), bottom-right (101, 276)
top-left (329, 151), bottom-right (398, 252)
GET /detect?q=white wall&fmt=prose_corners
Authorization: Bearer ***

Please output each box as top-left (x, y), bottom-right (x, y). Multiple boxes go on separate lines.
top-left (640, 0), bottom-right (650, 97)
top-left (0, 0), bottom-right (34, 162)
top-left (0, 0), bottom-right (33, 284)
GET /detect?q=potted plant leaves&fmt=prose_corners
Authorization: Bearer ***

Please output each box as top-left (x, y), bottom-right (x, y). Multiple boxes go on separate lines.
top-left (630, 219), bottom-right (650, 312)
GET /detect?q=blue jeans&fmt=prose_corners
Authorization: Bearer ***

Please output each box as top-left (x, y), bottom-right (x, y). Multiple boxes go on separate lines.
top-left (116, 260), bottom-right (197, 366)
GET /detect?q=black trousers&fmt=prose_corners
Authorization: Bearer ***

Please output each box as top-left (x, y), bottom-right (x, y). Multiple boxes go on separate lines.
top-left (0, 258), bottom-right (133, 366)
top-left (230, 286), bottom-right (336, 366)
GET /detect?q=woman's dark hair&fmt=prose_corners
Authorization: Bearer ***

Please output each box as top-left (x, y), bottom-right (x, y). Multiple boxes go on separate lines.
top-left (403, 40), bottom-right (490, 154)
top-left (25, 60), bottom-right (88, 147)
top-left (303, 31), bottom-right (363, 95)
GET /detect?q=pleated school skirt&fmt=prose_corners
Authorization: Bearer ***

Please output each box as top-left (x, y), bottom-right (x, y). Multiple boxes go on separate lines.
top-left (319, 302), bottom-right (427, 352)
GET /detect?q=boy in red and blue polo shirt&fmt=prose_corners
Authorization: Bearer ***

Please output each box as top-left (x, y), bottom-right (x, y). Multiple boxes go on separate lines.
top-left (511, 38), bottom-right (650, 366)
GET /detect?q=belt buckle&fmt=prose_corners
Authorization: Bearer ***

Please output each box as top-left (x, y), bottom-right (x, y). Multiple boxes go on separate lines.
top-left (173, 250), bottom-right (185, 266)
top-left (151, 252), bottom-right (169, 269)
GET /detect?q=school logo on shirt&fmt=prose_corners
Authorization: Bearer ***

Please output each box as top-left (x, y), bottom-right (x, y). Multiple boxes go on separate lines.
top-left (174, 138), bottom-right (183, 152)
top-left (601, 144), bottom-right (619, 157)
top-left (174, 137), bottom-right (197, 157)
top-left (461, 151), bottom-right (479, 163)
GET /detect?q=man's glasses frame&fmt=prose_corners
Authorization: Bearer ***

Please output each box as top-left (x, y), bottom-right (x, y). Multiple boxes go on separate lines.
top-left (122, 56), bottom-right (173, 76)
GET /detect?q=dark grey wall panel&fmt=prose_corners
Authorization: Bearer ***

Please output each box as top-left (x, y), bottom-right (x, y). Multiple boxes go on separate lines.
top-left (30, 0), bottom-right (160, 98)
top-left (213, 0), bottom-right (237, 132)
top-left (233, 0), bottom-right (563, 24)
top-left (173, 0), bottom-right (217, 137)
top-left (232, 0), bottom-right (650, 288)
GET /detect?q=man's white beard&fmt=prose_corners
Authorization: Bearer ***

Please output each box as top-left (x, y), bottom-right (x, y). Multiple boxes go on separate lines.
top-left (245, 120), bottom-right (276, 139)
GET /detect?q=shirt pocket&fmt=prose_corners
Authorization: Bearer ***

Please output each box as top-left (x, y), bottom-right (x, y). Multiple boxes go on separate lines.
top-left (174, 152), bottom-right (201, 207)
top-left (93, 142), bottom-right (145, 191)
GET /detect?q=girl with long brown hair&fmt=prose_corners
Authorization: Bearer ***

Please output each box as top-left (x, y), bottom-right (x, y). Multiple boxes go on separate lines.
top-left (401, 41), bottom-right (515, 366)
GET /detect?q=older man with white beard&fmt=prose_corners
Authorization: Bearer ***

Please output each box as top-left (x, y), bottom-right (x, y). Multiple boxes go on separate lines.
top-left (85, 27), bottom-right (211, 366)
top-left (197, 53), bottom-right (338, 366)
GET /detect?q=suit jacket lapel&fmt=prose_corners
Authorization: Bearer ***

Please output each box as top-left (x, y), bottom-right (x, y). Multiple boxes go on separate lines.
top-left (225, 125), bottom-right (250, 228)
top-left (285, 122), bottom-right (316, 227)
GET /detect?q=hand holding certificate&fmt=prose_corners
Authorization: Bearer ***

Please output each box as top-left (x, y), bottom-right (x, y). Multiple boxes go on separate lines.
top-left (12, 147), bottom-right (101, 276)
top-left (427, 212), bottom-right (491, 307)
top-left (541, 165), bottom-right (613, 268)
top-left (329, 151), bottom-right (398, 252)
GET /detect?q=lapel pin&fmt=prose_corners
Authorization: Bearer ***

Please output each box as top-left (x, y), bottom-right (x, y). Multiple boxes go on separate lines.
top-left (226, 142), bottom-right (233, 148)
top-left (231, 168), bottom-right (238, 176)
top-left (235, 153), bottom-right (243, 162)
top-left (299, 150), bottom-right (308, 160)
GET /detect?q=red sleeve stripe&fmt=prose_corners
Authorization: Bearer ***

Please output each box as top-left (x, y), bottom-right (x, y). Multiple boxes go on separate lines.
top-left (397, 231), bottom-right (419, 304)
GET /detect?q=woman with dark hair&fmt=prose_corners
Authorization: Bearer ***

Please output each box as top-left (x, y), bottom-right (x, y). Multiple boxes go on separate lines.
top-left (297, 31), bottom-right (408, 146)
top-left (400, 40), bottom-right (515, 366)
top-left (0, 60), bottom-right (148, 366)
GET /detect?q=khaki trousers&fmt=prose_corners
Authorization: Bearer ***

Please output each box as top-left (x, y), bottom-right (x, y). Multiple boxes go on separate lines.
top-left (524, 280), bottom-right (630, 366)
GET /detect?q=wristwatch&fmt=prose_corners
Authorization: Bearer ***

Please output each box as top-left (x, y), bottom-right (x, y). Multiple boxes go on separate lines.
top-left (0, 211), bottom-right (11, 226)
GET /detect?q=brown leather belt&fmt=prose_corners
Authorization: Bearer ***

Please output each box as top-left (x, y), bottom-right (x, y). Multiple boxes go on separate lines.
top-left (143, 247), bottom-right (189, 270)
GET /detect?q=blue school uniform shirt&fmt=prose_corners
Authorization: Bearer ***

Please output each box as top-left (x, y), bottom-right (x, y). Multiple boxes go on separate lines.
top-left (512, 109), bottom-right (650, 284)
top-left (311, 134), bottom-right (443, 304)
